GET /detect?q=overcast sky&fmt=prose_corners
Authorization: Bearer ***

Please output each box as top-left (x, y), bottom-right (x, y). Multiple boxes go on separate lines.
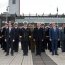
top-left (0, 0), bottom-right (65, 15)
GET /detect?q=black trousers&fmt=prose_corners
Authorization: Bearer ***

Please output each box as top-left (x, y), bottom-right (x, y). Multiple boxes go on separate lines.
top-left (14, 39), bottom-right (19, 52)
top-left (22, 41), bottom-right (28, 55)
top-left (21, 41), bottom-right (23, 50)
top-left (58, 40), bottom-right (60, 48)
top-left (0, 38), bottom-right (2, 48)
top-left (41, 41), bottom-right (45, 52)
top-left (28, 40), bottom-right (31, 50)
top-left (2, 37), bottom-right (7, 51)
top-left (61, 40), bottom-right (65, 52)
top-left (36, 41), bottom-right (42, 55)
top-left (45, 37), bottom-right (52, 52)
top-left (6, 38), bottom-right (14, 55)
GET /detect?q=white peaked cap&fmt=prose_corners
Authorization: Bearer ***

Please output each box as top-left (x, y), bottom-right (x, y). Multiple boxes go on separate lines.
top-left (23, 21), bottom-right (28, 24)
top-left (14, 22), bottom-right (18, 24)
top-left (37, 22), bottom-right (45, 24)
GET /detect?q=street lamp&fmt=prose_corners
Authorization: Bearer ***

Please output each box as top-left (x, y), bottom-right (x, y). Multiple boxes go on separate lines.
top-left (6, 6), bottom-right (9, 22)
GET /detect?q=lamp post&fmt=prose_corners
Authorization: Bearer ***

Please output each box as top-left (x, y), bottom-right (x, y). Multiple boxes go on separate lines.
top-left (57, 7), bottom-right (59, 25)
top-left (57, 7), bottom-right (58, 18)
top-left (6, 6), bottom-right (9, 22)
top-left (15, 13), bottom-right (17, 22)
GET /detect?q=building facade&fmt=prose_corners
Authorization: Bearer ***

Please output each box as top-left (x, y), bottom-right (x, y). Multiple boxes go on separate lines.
top-left (8, 0), bottom-right (20, 16)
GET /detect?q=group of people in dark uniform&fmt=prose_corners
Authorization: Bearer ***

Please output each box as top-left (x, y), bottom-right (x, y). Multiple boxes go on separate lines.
top-left (0, 21), bottom-right (65, 56)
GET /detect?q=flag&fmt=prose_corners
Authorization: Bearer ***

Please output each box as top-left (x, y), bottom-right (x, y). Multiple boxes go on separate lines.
top-left (57, 7), bottom-right (58, 12)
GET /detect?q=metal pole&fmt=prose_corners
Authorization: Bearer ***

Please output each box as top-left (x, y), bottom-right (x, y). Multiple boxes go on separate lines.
top-left (56, 7), bottom-right (58, 25)
top-left (6, 13), bottom-right (8, 22)
top-left (6, 6), bottom-right (9, 22)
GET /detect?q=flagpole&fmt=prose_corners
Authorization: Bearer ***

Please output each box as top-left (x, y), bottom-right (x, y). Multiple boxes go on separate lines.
top-left (57, 7), bottom-right (58, 18)
top-left (56, 7), bottom-right (58, 25)
top-left (6, 6), bottom-right (8, 22)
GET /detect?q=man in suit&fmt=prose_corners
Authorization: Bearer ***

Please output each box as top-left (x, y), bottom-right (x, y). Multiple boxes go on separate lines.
top-left (60, 23), bottom-right (65, 52)
top-left (2, 22), bottom-right (8, 52)
top-left (19, 25), bottom-right (24, 50)
top-left (49, 22), bottom-right (59, 55)
top-left (33, 23), bottom-right (44, 55)
top-left (5, 21), bottom-right (15, 56)
top-left (45, 24), bottom-right (52, 52)
top-left (22, 22), bottom-right (29, 56)
top-left (40, 24), bottom-right (45, 52)
top-left (13, 22), bottom-right (19, 52)
top-left (27, 24), bottom-right (32, 50)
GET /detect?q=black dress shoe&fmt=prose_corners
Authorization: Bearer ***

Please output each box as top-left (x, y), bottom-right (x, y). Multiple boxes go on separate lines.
top-left (5, 54), bottom-right (9, 56)
top-left (36, 54), bottom-right (41, 56)
top-left (23, 54), bottom-right (28, 56)
top-left (11, 54), bottom-right (14, 56)
top-left (36, 54), bottom-right (38, 56)
top-left (2, 49), bottom-right (4, 50)
top-left (52, 54), bottom-right (54, 56)
top-left (15, 50), bottom-right (18, 52)
top-left (4, 50), bottom-right (6, 52)
top-left (49, 50), bottom-right (52, 52)
top-left (42, 50), bottom-right (45, 52)
top-left (39, 54), bottom-right (41, 56)
top-left (55, 54), bottom-right (59, 55)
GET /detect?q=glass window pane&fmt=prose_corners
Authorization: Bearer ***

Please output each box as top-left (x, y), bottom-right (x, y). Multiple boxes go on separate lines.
top-left (12, 0), bottom-right (16, 4)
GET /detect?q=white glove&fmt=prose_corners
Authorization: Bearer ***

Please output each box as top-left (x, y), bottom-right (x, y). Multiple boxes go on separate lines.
top-left (19, 36), bottom-right (22, 38)
top-left (0, 37), bottom-right (1, 38)
top-left (29, 36), bottom-right (31, 38)
top-left (58, 39), bottom-right (60, 41)
top-left (5, 39), bottom-right (7, 42)
top-left (33, 39), bottom-right (35, 41)
top-left (13, 39), bottom-right (15, 42)
top-left (42, 39), bottom-right (44, 41)
top-left (50, 39), bottom-right (52, 41)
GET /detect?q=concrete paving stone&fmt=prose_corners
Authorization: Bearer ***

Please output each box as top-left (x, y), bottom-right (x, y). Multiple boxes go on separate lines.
top-left (22, 50), bottom-right (33, 65)
top-left (46, 49), bottom-right (64, 65)
top-left (32, 52), bottom-right (58, 65)
top-left (45, 62), bottom-right (57, 65)
top-left (1, 47), bottom-right (65, 65)
top-left (44, 61), bottom-right (57, 64)
top-left (0, 48), bottom-right (33, 65)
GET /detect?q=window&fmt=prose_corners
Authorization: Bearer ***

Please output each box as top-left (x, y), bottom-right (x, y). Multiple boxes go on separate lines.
top-left (12, 0), bottom-right (16, 4)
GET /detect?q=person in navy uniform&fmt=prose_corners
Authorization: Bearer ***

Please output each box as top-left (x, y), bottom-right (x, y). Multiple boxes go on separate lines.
top-left (49, 22), bottom-right (59, 55)
top-left (5, 21), bottom-right (15, 56)
top-left (40, 24), bottom-right (45, 52)
top-left (33, 23), bottom-right (44, 55)
top-left (2, 22), bottom-right (8, 52)
top-left (45, 24), bottom-right (52, 52)
top-left (29, 24), bottom-right (35, 52)
top-left (22, 22), bottom-right (30, 56)
top-left (19, 25), bottom-right (24, 50)
top-left (27, 24), bottom-right (32, 50)
top-left (13, 22), bottom-right (19, 52)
